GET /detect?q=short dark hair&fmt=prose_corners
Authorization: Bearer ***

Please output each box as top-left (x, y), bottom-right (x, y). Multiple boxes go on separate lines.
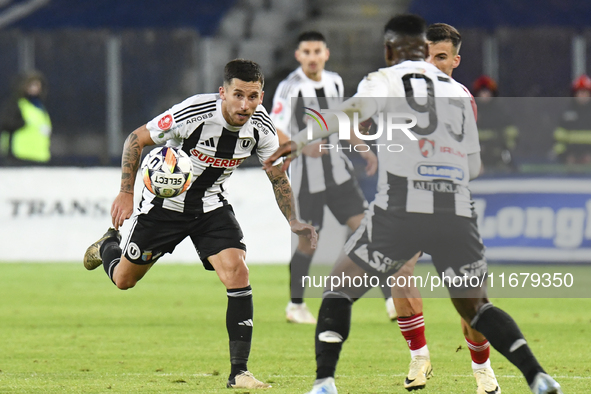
top-left (298, 31), bottom-right (326, 44)
top-left (223, 59), bottom-right (264, 88)
top-left (427, 23), bottom-right (462, 52)
top-left (384, 14), bottom-right (427, 36)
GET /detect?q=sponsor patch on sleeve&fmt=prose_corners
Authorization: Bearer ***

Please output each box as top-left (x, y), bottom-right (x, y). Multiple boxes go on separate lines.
top-left (157, 114), bottom-right (173, 131)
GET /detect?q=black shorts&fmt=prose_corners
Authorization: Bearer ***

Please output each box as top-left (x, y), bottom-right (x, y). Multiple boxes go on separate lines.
top-left (298, 178), bottom-right (367, 231)
top-left (345, 207), bottom-right (486, 282)
top-left (123, 205), bottom-right (246, 270)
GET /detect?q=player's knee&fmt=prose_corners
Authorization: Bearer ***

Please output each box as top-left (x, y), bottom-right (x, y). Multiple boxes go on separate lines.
top-left (452, 297), bottom-right (488, 322)
top-left (220, 262), bottom-right (249, 287)
top-left (114, 275), bottom-right (138, 290)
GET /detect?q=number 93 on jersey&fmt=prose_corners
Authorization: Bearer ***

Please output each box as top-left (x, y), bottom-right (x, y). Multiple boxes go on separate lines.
top-left (141, 146), bottom-right (193, 198)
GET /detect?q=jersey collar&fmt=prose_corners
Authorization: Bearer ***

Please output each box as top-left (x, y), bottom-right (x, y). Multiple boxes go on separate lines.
top-left (296, 66), bottom-right (326, 88)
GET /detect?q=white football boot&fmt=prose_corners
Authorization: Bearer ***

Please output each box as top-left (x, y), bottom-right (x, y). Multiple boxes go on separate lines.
top-left (474, 366), bottom-right (501, 394)
top-left (305, 377), bottom-right (338, 394)
top-left (530, 373), bottom-right (562, 394)
top-left (227, 371), bottom-right (271, 389)
top-left (286, 302), bottom-right (317, 324)
top-left (404, 355), bottom-right (433, 391)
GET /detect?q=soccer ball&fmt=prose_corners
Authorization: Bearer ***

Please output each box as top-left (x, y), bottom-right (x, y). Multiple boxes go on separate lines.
top-left (141, 146), bottom-right (193, 198)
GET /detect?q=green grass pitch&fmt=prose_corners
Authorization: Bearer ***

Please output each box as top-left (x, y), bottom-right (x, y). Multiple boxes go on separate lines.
top-left (0, 263), bottom-right (589, 393)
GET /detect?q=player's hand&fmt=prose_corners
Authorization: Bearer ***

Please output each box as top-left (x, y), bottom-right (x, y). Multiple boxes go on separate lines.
top-left (301, 140), bottom-right (328, 158)
top-left (111, 192), bottom-right (134, 230)
top-left (358, 119), bottom-right (373, 135)
top-left (289, 220), bottom-right (318, 250)
top-left (359, 149), bottom-right (378, 176)
top-left (263, 141), bottom-right (297, 172)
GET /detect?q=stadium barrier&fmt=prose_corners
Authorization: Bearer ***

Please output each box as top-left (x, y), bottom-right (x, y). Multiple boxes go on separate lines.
top-left (0, 167), bottom-right (293, 263)
top-left (1, 168), bottom-right (589, 264)
top-left (471, 177), bottom-right (591, 263)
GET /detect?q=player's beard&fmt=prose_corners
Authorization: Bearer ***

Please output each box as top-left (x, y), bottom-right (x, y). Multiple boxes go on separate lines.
top-left (232, 111), bottom-right (251, 126)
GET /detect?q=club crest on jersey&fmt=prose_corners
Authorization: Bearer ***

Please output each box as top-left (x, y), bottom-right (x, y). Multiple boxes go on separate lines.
top-left (419, 138), bottom-right (435, 157)
top-left (272, 101), bottom-right (283, 114)
top-left (158, 114), bottom-right (173, 131)
top-left (190, 149), bottom-right (245, 168)
top-left (240, 139), bottom-right (252, 149)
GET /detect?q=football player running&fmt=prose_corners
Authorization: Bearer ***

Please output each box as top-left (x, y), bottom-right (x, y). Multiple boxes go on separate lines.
top-left (388, 22), bottom-right (502, 394)
top-left (265, 14), bottom-right (562, 394)
top-left (84, 59), bottom-right (317, 390)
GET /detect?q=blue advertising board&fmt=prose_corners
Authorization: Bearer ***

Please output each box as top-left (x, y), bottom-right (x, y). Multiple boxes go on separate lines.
top-left (470, 178), bottom-right (591, 262)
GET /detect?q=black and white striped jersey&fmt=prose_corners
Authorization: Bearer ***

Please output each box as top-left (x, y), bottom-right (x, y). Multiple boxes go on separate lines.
top-left (141, 93), bottom-right (278, 215)
top-left (355, 60), bottom-right (480, 217)
top-left (270, 67), bottom-right (353, 194)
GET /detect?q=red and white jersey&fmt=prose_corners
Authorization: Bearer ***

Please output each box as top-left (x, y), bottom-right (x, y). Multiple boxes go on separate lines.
top-left (270, 67), bottom-right (352, 193)
top-left (142, 93), bottom-right (279, 214)
top-left (355, 60), bottom-right (480, 217)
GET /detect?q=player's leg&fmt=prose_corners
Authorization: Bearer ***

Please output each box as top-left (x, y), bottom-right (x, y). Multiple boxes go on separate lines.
top-left (390, 253), bottom-right (432, 391)
top-left (193, 206), bottom-right (269, 389)
top-left (286, 234), bottom-right (318, 324)
top-left (308, 206), bottom-right (416, 393)
top-left (83, 213), bottom-right (174, 289)
top-left (432, 214), bottom-right (561, 394)
top-left (208, 248), bottom-right (269, 389)
top-left (452, 297), bottom-right (561, 393)
top-left (287, 182), bottom-right (324, 324)
top-left (461, 318), bottom-right (501, 394)
top-left (346, 211), bottom-right (396, 316)
top-left (306, 253), bottom-right (374, 394)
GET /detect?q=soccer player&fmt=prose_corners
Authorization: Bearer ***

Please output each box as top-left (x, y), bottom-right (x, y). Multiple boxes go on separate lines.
top-left (265, 14), bottom-right (563, 394)
top-left (388, 23), bottom-right (501, 393)
top-left (83, 59), bottom-right (317, 390)
top-left (269, 31), bottom-right (388, 324)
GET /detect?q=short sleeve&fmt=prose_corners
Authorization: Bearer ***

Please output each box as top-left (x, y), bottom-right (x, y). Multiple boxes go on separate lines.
top-left (354, 71), bottom-right (390, 113)
top-left (146, 100), bottom-right (195, 145)
top-left (269, 80), bottom-right (293, 134)
top-left (256, 129), bottom-right (281, 166)
top-left (146, 109), bottom-right (178, 144)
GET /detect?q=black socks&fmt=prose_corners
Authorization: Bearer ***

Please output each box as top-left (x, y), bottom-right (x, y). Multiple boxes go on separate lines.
top-left (226, 285), bottom-right (253, 380)
top-left (100, 239), bottom-right (121, 284)
top-left (290, 250), bottom-right (313, 304)
top-left (473, 304), bottom-right (544, 385)
top-left (315, 294), bottom-right (353, 380)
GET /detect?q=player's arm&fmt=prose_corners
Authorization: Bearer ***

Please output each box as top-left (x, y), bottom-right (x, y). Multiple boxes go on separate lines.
top-left (349, 132), bottom-right (378, 176)
top-left (468, 153), bottom-right (481, 180)
top-left (111, 124), bottom-right (155, 229)
top-left (276, 128), bottom-right (290, 145)
top-left (264, 72), bottom-right (387, 171)
top-left (265, 163), bottom-right (318, 249)
top-left (263, 97), bottom-right (379, 171)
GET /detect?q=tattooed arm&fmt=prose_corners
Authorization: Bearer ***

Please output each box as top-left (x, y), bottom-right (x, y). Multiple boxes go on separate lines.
top-left (111, 125), bottom-right (155, 229)
top-left (266, 164), bottom-right (318, 249)
top-left (266, 163), bottom-right (295, 222)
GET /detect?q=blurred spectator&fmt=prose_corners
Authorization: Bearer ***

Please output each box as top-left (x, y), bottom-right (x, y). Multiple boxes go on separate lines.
top-left (472, 75), bottom-right (519, 172)
top-left (0, 71), bottom-right (52, 165)
top-left (552, 74), bottom-right (591, 165)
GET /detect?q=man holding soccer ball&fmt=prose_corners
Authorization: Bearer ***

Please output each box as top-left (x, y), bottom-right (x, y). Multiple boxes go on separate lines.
top-left (83, 59), bottom-right (317, 389)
